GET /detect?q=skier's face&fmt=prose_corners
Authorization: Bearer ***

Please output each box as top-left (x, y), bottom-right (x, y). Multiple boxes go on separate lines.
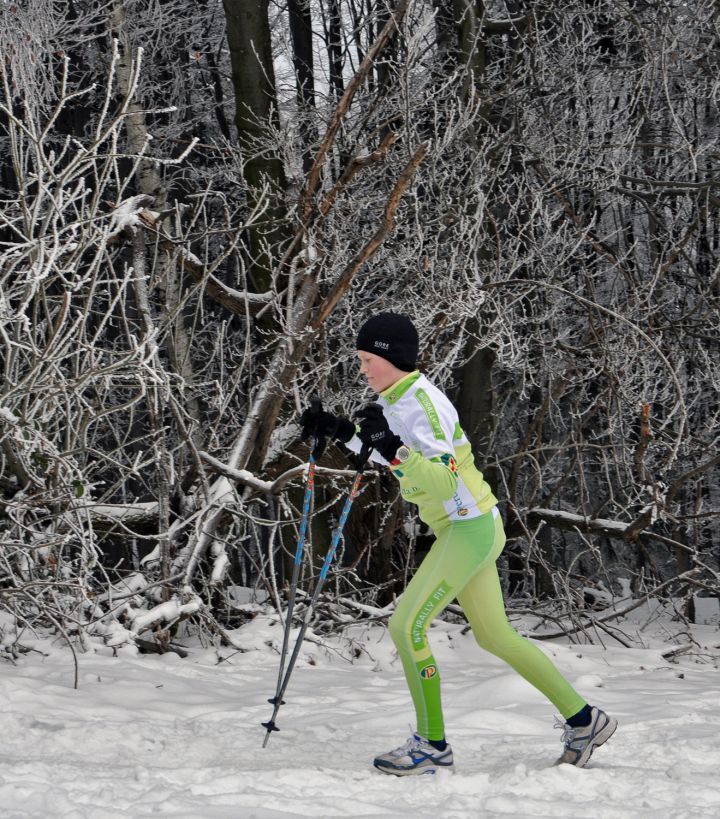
top-left (356, 351), bottom-right (400, 393)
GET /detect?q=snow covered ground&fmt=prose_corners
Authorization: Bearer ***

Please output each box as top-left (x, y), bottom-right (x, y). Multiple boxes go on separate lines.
top-left (2, 604), bottom-right (719, 819)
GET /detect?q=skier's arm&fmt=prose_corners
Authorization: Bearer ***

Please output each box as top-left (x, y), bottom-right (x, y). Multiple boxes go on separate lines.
top-left (389, 450), bottom-right (458, 501)
top-left (388, 395), bottom-right (459, 500)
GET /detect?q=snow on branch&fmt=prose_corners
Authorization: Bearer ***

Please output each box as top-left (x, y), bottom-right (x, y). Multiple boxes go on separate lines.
top-left (130, 595), bottom-right (203, 635)
top-left (107, 195), bottom-right (156, 238)
top-left (528, 507), bottom-right (696, 552)
top-left (199, 451), bottom-right (364, 495)
top-left (529, 508), bottom-right (631, 537)
top-left (130, 207), bottom-right (275, 314)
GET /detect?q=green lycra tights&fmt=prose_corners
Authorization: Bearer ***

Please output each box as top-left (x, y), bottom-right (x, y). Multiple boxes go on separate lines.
top-left (388, 508), bottom-right (586, 740)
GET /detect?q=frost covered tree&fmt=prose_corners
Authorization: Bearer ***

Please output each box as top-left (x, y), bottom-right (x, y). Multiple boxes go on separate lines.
top-left (1, 0), bottom-right (718, 660)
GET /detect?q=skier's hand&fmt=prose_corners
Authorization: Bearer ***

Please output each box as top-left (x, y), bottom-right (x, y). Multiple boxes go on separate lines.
top-left (355, 403), bottom-right (402, 462)
top-left (299, 399), bottom-right (355, 445)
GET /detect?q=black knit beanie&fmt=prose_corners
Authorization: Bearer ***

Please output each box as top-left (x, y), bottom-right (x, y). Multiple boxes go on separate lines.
top-left (356, 312), bottom-right (419, 371)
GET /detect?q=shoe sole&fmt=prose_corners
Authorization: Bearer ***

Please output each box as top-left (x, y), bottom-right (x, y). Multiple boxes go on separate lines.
top-left (574, 716), bottom-right (618, 768)
top-left (373, 760), bottom-right (454, 777)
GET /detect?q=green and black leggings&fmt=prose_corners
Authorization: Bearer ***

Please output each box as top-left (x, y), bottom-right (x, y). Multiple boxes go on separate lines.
top-left (389, 507), bottom-right (587, 740)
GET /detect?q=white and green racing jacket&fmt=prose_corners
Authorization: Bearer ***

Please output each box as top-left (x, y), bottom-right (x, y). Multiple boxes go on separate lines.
top-left (347, 371), bottom-right (497, 532)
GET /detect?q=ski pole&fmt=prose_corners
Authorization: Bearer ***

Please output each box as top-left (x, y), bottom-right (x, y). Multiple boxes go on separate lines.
top-left (267, 432), bottom-right (321, 713)
top-left (268, 397), bottom-right (327, 710)
top-left (262, 443), bottom-right (372, 747)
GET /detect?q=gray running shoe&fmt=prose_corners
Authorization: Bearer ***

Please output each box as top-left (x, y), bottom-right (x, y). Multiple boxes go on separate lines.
top-left (373, 733), bottom-right (454, 776)
top-left (555, 707), bottom-right (617, 767)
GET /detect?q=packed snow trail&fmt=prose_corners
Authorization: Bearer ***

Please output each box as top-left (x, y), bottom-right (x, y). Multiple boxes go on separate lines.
top-left (1, 611), bottom-right (719, 818)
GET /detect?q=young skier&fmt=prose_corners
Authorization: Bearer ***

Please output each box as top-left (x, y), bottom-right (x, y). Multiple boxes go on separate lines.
top-left (300, 312), bottom-right (617, 776)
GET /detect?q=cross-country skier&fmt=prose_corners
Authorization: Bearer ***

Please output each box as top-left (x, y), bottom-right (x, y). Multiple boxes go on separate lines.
top-left (300, 311), bottom-right (617, 776)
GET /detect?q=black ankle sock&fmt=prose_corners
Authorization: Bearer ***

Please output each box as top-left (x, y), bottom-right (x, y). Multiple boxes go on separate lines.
top-left (428, 738), bottom-right (447, 751)
top-left (566, 704), bottom-right (593, 728)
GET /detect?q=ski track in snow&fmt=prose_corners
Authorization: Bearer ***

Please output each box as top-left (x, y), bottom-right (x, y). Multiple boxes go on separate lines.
top-left (1, 613), bottom-right (719, 819)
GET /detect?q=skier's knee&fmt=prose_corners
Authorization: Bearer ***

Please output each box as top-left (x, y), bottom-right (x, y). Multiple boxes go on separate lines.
top-left (388, 610), bottom-right (415, 651)
top-left (473, 624), bottom-right (521, 658)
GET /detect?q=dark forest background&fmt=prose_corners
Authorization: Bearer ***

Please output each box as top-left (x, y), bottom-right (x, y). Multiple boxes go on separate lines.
top-left (1, 0), bottom-right (718, 655)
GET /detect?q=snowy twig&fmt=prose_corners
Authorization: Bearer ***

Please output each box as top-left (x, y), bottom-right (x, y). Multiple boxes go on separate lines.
top-left (531, 569), bottom-right (702, 640)
top-left (199, 451), bottom-right (366, 495)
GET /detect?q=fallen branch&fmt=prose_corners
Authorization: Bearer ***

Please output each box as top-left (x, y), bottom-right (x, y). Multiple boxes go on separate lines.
top-left (530, 569), bottom-right (702, 640)
top-left (529, 508), bottom-right (629, 538)
top-left (660, 643), bottom-right (694, 661)
top-left (130, 595), bottom-right (203, 635)
top-left (135, 637), bottom-right (189, 658)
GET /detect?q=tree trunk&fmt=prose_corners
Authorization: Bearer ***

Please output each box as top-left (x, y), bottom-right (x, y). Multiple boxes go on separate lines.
top-left (223, 0), bottom-right (290, 293)
top-left (327, 0), bottom-right (346, 102)
top-left (289, 0), bottom-right (317, 173)
top-left (456, 335), bottom-right (497, 484)
top-left (453, 0), bottom-right (487, 97)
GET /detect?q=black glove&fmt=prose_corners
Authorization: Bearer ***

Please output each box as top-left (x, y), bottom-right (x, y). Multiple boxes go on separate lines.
top-left (299, 398), bottom-right (355, 448)
top-left (355, 403), bottom-right (402, 462)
